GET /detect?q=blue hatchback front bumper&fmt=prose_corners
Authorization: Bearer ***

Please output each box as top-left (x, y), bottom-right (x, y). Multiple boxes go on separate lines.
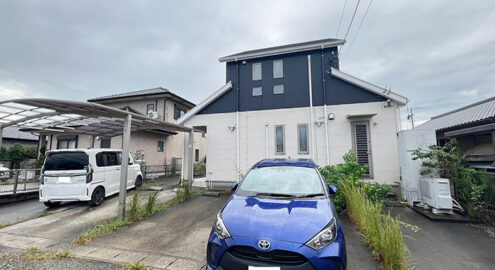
top-left (206, 224), bottom-right (347, 270)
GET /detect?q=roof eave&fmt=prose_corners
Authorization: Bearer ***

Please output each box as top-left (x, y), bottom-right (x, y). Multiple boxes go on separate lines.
top-left (219, 40), bottom-right (345, 63)
top-left (330, 67), bottom-right (408, 105)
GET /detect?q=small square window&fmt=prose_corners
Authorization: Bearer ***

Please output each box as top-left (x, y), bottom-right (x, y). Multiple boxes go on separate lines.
top-left (157, 141), bottom-right (164, 152)
top-left (147, 104), bottom-right (155, 113)
top-left (273, 84), bottom-right (284, 94)
top-left (252, 87), bottom-right (262, 96)
top-left (273, 60), bottom-right (283, 78)
top-left (252, 63), bottom-right (262, 81)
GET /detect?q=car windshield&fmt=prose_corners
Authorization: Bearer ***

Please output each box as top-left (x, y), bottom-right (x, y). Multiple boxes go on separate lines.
top-left (236, 166), bottom-right (324, 197)
top-left (44, 152), bottom-right (89, 171)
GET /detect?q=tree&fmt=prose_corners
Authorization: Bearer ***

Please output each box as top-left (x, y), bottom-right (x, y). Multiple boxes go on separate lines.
top-left (7, 143), bottom-right (26, 169)
top-left (409, 139), bottom-right (462, 179)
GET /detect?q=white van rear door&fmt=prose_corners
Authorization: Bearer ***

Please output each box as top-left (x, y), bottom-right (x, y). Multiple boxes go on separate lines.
top-left (43, 152), bottom-right (88, 197)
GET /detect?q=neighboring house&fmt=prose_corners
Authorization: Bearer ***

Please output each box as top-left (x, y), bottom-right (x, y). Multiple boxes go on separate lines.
top-left (179, 38), bottom-right (408, 185)
top-left (2, 126), bottom-right (39, 148)
top-left (416, 96), bottom-right (495, 172)
top-left (44, 87), bottom-right (206, 166)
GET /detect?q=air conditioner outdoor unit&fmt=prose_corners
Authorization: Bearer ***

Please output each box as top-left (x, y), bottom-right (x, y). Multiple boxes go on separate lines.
top-left (148, 111), bottom-right (159, 119)
top-left (421, 178), bottom-right (453, 214)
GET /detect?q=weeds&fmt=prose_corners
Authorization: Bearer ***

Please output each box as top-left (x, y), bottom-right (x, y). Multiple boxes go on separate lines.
top-left (22, 247), bottom-right (72, 260)
top-left (36, 211), bottom-right (53, 218)
top-left (0, 222), bottom-right (10, 229)
top-left (341, 181), bottom-right (408, 270)
top-left (75, 186), bottom-right (199, 245)
top-left (124, 261), bottom-right (149, 270)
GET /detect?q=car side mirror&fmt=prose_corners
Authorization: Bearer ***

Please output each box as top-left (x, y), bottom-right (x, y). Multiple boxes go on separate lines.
top-left (328, 184), bottom-right (338, 196)
top-left (231, 182), bottom-right (238, 190)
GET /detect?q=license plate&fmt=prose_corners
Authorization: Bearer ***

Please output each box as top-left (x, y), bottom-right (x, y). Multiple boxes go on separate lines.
top-left (248, 267), bottom-right (280, 270)
top-left (58, 177), bottom-right (71, 183)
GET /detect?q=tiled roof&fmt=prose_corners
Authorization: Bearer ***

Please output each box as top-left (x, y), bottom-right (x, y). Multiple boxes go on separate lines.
top-left (2, 126), bottom-right (38, 141)
top-left (416, 96), bottom-right (495, 131)
top-left (88, 87), bottom-right (169, 102)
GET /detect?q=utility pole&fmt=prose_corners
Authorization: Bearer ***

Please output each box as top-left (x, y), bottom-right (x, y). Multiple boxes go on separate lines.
top-left (407, 106), bottom-right (415, 129)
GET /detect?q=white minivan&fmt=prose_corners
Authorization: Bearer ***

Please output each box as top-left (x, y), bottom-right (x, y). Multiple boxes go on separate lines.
top-left (39, 149), bottom-right (143, 207)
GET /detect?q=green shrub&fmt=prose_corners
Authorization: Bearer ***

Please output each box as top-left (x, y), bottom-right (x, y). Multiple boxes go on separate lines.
top-left (129, 192), bottom-right (141, 222)
top-left (7, 143), bottom-right (26, 168)
top-left (25, 146), bottom-right (38, 159)
top-left (320, 151), bottom-right (391, 212)
top-left (145, 192), bottom-right (159, 216)
top-left (0, 146), bottom-right (7, 161)
top-left (194, 162), bottom-right (206, 176)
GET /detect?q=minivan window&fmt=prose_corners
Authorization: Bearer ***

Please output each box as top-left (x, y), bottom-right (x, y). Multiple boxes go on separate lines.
top-left (44, 152), bottom-right (89, 171)
top-left (106, 152), bottom-right (120, 166)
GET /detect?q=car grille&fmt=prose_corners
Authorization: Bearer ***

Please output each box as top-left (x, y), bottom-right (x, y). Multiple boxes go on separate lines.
top-left (229, 245), bottom-right (307, 264)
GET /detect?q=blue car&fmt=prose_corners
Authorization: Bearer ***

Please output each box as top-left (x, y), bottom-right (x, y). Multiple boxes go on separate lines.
top-left (207, 158), bottom-right (347, 270)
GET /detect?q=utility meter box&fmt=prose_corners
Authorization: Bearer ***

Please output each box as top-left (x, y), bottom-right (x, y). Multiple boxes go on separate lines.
top-left (421, 178), bottom-right (453, 214)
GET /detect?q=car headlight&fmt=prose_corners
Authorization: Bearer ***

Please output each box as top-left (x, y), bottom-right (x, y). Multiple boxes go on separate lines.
top-left (214, 212), bottom-right (231, 240)
top-left (305, 217), bottom-right (338, 250)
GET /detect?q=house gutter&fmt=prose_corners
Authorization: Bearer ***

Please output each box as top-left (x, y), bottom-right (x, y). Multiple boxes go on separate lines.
top-left (307, 55), bottom-right (316, 161)
top-left (321, 48), bottom-right (330, 165)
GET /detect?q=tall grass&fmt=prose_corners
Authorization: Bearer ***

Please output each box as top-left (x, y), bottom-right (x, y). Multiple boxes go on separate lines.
top-left (341, 181), bottom-right (407, 270)
top-left (145, 192), bottom-right (159, 216)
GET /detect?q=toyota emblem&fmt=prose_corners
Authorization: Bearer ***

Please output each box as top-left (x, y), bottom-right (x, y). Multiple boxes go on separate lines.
top-left (257, 239), bottom-right (271, 250)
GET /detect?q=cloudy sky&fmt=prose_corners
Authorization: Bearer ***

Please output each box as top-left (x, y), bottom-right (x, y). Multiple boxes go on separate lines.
top-left (0, 0), bottom-right (494, 128)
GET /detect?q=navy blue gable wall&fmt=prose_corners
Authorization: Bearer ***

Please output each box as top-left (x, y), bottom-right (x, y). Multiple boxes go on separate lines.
top-left (197, 46), bottom-right (385, 115)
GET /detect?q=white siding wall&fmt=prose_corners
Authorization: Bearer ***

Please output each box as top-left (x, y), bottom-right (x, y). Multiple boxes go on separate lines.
top-left (185, 101), bottom-right (401, 185)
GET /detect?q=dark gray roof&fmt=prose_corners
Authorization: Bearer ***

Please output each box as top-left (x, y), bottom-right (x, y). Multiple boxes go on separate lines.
top-left (2, 126), bottom-right (38, 141)
top-left (88, 87), bottom-right (195, 107)
top-left (416, 96), bottom-right (495, 131)
top-left (88, 87), bottom-right (170, 102)
top-left (219, 38), bottom-right (345, 62)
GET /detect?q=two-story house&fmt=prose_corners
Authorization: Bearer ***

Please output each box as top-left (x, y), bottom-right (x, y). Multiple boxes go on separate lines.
top-left (45, 87), bottom-right (206, 167)
top-left (178, 38), bottom-right (408, 185)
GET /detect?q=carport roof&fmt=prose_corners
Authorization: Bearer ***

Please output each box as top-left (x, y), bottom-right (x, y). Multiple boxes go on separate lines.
top-left (0, 98), bottom-right (192, 137)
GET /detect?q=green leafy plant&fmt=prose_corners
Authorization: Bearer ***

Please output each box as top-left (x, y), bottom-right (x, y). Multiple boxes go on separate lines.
top-left (7, 143), bottom-right (26, 168)
top-left (410, 139), bottom-right (461, 179)
top-left (129, 192), bottom-right (141, 222)
top-left (25, 146), bottom-right (38, 159)
top-left (145, 192), bottom-right (159, 216)
top-left (0, 146), bottom-right (7, 161)
top-left (124, 261), bottom-right (149, 270)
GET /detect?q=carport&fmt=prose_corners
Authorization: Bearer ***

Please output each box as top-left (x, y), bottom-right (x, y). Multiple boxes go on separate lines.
top-left (0, 98), bottom-right (196, 219)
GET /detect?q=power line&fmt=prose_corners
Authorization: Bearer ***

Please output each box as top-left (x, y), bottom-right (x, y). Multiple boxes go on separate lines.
top-left (0, 67), bottom-right (88, 99)
top-left (342, 0), bottom-right (362, 41)
top-left (459, 60), bottom-right (495, 90)
top-left (336, 0), bottom-right (347, 37)
top-left (342, 0), bottom-right (373, 61)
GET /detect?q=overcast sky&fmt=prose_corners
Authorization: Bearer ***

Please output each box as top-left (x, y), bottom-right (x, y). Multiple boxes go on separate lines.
top-left (1, 0), bottom-right (494, 128)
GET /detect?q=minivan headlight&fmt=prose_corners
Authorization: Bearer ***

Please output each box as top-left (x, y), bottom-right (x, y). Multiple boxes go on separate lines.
top-left (305, 217), bottom-right (337, 250)
top-left (214, 212), bottom-right (231, 240)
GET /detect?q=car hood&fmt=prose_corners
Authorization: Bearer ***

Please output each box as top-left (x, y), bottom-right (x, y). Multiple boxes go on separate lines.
top-left (221, 195), bottom-right (336, 244)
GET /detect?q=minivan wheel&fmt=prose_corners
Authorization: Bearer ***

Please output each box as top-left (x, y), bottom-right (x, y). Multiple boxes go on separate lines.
top-left (90, 187), bottom-right (105, 206)
top-left (44, 201), bottom-right (61, 208)
top-left (135, 176), bottom-right (143, 188)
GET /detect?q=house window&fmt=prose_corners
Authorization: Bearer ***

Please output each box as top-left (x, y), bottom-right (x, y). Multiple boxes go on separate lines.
top-left (273, 84), bottom-right (284, 94)
top-left (100, 137), bottom-right (111, 148)
top-left (275, 125), bottom-right (285, 155)
top-left (252, 87), bottom-right (262, 96)
top-left (195, 149), bottom-right (199, 162)
top-left (352, 121), bottom-right (372, 177)
top-left (157, 141), bottom-right (164, 152)
top-left (252, 63), bottom-right (262, 81)
top-left (57, 136), bottom-right (77, 149)
top-left (174, 104), bottom-right (186, 120)
top-left (147, 104), bottom-right (155, 113)
top-left (273, 60), bottom-right (283, 78)
top-left (298, 124), bottom-right (309, 154)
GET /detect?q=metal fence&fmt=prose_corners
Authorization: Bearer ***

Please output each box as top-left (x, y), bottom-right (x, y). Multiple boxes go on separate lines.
top-left (0, 169), bottom-right (41, 196)
top-left (142, 165), bottom-right (180, 180)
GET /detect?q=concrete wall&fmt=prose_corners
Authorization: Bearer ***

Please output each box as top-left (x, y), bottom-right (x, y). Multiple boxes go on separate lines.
top-left (184, 101), bottom-right (401, 185)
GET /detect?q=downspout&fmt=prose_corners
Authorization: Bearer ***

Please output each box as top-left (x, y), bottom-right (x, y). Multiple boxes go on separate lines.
top-left (265, 122), bottom-right (269, 158)
top-left (321, 48), bottom-right (330, 165)
top-left (236, 59), bottom-right (240, 181)
top-left (307, 55), bottom-right (316, 161)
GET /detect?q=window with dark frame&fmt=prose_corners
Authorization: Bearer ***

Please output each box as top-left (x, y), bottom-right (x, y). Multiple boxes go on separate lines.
top-left (275, 125), bottom-right (285, 155)
top-left (157, 141), bottom-right (164, 152)
top-left (273, 60), bottom-right (283, 78)
top-left (147, 104), bottom-right (155, 113)
top-left (352, 121), bottom-right (372, 177)
top-left (252, 63), bottom-right (262, 81)
top-left (100, 137), bottom-right (111, 148)
top-left (298, 124), bottom-right (309, 154)
top-left (174, 104), bottom-right (186, 120)
top-left (56, 136), bottom-right (77, 149)
top-left (195, 149), bottom-right (199, 162)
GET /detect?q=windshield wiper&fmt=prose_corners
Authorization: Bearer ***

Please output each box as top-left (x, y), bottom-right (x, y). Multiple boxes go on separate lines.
top-left (296, 193), bottom-right (325, 198)
top-left (254, 192), bottom-right (297, 198)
